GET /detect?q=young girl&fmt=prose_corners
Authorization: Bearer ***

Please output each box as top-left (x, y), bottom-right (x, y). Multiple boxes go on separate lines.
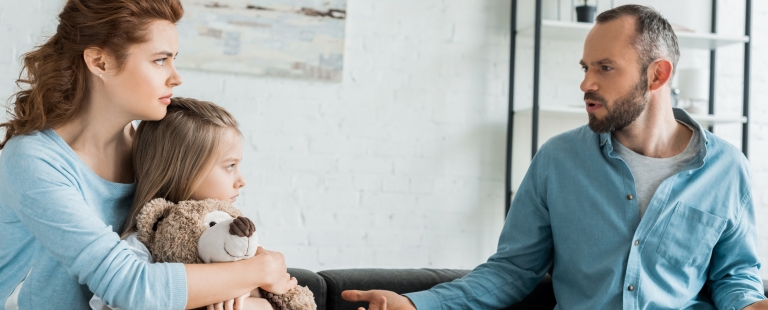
top-left (0, 0), bottom-right (294, 309)
top-left (90, 97), bottom-right (278, 310)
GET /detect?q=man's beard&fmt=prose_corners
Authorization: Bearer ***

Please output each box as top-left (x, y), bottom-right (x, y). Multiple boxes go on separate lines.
top-left (586, 74), bottom-right (649, 133)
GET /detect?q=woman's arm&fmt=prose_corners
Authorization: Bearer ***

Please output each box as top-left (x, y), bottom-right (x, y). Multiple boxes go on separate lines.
top-left (185, 247), bottom-right (298, 309)
top-left (2, 141), bottom-right (297, 309)
top-left (1, 143), bottom-right (188, 308)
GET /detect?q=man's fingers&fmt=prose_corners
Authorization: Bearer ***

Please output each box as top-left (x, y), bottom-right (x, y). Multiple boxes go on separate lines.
top-left (342, 290), bottom-right (371, 302)
top-left (341, 290), bottom-right (360, 301)
top-left (207, 305), bottom-right (214, 310)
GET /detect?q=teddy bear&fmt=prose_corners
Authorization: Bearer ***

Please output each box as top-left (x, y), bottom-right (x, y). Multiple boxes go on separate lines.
top-left (135, 198), bottom-right (316, 310)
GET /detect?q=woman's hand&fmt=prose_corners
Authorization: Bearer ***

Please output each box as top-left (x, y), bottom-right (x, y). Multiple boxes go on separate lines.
top-left (186, 247), bottom-right (296, 309)
top-left (248, 247), bottom-right (298, 295)
top-left (744, 299), bottom-right (768, 310)
top-left (205, 292), bottom-right (249, 310)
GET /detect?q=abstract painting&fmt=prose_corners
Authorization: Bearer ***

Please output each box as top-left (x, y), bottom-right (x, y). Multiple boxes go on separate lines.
top-left (177, 0), bottom-right (346, 81)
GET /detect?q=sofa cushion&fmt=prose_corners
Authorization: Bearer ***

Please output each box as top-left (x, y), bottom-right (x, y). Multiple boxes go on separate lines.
top-left (318, 268), bottom-right (469, 310)
top-left (288, 268), bottom-right (327, 310)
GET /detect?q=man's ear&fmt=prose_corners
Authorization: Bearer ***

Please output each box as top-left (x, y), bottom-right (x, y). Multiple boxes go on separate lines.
top-left (649, 59), bottom-right (673, 91)
top-left (83, 47), bottom-right (108, 77)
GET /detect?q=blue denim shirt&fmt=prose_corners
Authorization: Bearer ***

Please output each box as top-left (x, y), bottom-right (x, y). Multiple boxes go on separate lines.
top-left (406, 109), bottom-right (764, 309)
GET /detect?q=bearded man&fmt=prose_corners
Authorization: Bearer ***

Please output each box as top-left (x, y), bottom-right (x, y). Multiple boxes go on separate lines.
top-left (343, 4), bottom-right (767, 310)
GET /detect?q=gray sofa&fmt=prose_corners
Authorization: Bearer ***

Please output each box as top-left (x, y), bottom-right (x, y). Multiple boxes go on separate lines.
top-left (288, 268), bottom-right (768, 310)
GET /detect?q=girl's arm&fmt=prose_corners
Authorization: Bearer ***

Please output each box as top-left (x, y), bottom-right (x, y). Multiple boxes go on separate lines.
top-left (241, 297), bottom-right (274, 310)
top-left (185, 247), bottom-right (298, 309)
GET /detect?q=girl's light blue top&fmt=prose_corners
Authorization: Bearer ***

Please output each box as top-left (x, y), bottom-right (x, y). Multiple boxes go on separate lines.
top-left (0, 129), bottom-right (187, 310)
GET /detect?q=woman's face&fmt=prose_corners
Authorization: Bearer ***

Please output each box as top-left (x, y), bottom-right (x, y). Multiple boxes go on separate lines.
top-left (103, 20), bottom-right (182, 121)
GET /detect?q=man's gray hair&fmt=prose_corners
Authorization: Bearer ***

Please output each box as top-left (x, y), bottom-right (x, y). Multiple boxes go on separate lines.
top-left (596, 5), bottom-right (680, 77)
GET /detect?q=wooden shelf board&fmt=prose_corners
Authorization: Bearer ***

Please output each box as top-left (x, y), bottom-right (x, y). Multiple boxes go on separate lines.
top-left (518, 20), bottom-right (749, 49)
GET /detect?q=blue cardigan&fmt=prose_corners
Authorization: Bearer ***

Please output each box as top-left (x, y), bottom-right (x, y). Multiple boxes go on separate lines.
top-left (0, 129), bottom-right (187, 310)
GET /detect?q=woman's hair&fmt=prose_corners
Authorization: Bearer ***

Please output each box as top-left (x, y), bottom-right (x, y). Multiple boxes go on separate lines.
top-left (0, 0), bottom-right (184, 149)
top-left (121, 97), bottom-right (240, 237)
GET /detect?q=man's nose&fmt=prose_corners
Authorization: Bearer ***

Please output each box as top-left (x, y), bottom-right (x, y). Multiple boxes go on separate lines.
top-left (580, 71), bottom-right (598, 93)
top-left (229, 216), bottom-right (256, 237)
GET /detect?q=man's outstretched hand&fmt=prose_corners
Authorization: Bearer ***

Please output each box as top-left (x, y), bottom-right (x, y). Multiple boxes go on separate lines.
top-left (341, 290), bottom-right (417, 310)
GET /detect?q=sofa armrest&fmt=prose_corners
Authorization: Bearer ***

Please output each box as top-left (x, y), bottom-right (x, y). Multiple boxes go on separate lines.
top-left (288, 268), bottom-right (327, 310)
top-left (318, 268), bottom-right (469, 310)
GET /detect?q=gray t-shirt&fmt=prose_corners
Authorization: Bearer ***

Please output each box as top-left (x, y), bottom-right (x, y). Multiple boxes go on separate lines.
top-left (612, 121), bottom-right (700, 219)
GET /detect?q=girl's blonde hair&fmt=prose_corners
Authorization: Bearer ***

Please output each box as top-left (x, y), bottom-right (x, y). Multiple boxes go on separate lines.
top-left (121, 97), bottom-right (240, 237)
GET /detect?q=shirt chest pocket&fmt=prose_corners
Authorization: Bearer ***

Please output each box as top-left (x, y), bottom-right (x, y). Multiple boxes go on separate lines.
top-left (656, 203), bottom-right (726, 268)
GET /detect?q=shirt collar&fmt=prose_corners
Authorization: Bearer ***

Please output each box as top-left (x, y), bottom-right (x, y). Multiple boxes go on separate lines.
top-left (598, 108), bottom-right (709, 147)
top-left (598, 108), bottom-right (709, 169)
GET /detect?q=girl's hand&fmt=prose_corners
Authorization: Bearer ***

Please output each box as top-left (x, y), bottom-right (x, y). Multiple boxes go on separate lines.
top-left (242, 297), bottom-right (274, 310)
top-left (249, 247), bottom-right (298, 295)
top-left (205, 293), bottom-right (249, 310)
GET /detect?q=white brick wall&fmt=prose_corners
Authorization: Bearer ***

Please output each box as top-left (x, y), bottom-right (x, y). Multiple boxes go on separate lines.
top-left (1, 0), bottom-right (767, 280)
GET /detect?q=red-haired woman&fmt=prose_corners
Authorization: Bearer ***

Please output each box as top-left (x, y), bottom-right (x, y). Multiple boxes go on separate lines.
top-left (0, 1), bottom-right (295, 309)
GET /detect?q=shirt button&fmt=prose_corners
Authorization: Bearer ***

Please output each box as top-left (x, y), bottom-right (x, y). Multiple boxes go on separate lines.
top-left (628, 285), bottom-right (635, 291)
top-left (634, 240), bottom-right (639, 246)
top-left (627, 194), bottom-right (634, 200)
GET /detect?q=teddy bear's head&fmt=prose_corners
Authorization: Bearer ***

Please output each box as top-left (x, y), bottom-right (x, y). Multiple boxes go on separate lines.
top-left (136, 198), bottom-right (259, 264)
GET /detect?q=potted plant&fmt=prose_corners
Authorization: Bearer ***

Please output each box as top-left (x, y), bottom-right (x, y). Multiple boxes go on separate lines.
top-left (575, 0), bottom-right (597, 23)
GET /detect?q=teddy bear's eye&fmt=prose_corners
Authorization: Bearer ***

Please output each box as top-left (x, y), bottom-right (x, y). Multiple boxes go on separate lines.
top-left (209, 221), bottom-right (217, 227)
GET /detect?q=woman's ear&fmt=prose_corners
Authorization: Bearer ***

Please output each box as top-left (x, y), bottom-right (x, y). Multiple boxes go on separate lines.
top-left (83, 47), bottom-right (107, 77)
top-left (135, 198), bottom-right (176, 245)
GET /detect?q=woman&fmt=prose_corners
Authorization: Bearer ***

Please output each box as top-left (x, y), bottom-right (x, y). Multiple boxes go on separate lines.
top-left (0, 1), bottom-right (296, 309)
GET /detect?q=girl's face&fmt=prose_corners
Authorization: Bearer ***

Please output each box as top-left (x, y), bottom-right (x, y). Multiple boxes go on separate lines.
top-left (103, 20), bottom-right (182, 121)
top-left (191, 129), bottom-right (246, 203)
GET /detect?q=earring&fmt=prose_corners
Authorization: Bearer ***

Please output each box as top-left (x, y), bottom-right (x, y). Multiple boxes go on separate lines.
top-left (99, 73), bottom-right (103, 77)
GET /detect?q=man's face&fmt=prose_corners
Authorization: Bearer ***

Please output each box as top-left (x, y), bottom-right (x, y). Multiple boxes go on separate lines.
top-left (580, 16), bottom-right (650, 133)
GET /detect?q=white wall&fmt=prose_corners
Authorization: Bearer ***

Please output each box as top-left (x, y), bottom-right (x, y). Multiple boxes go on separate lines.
top-left (1, 0), bottom-right (767, 279)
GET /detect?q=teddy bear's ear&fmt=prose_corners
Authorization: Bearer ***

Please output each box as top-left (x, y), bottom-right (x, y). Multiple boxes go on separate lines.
top-left (135, 198), bottom-right (176, 245)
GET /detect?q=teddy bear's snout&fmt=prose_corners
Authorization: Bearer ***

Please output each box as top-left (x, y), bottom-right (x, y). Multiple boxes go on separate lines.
top-left (229, 216), bottom-right (256, 238)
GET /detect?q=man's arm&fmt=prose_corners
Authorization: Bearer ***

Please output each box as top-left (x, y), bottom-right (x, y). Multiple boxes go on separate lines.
top-left (708, 189), bottom-right (766, 309)
top-left (343, 152), bottom-right (555, 309)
